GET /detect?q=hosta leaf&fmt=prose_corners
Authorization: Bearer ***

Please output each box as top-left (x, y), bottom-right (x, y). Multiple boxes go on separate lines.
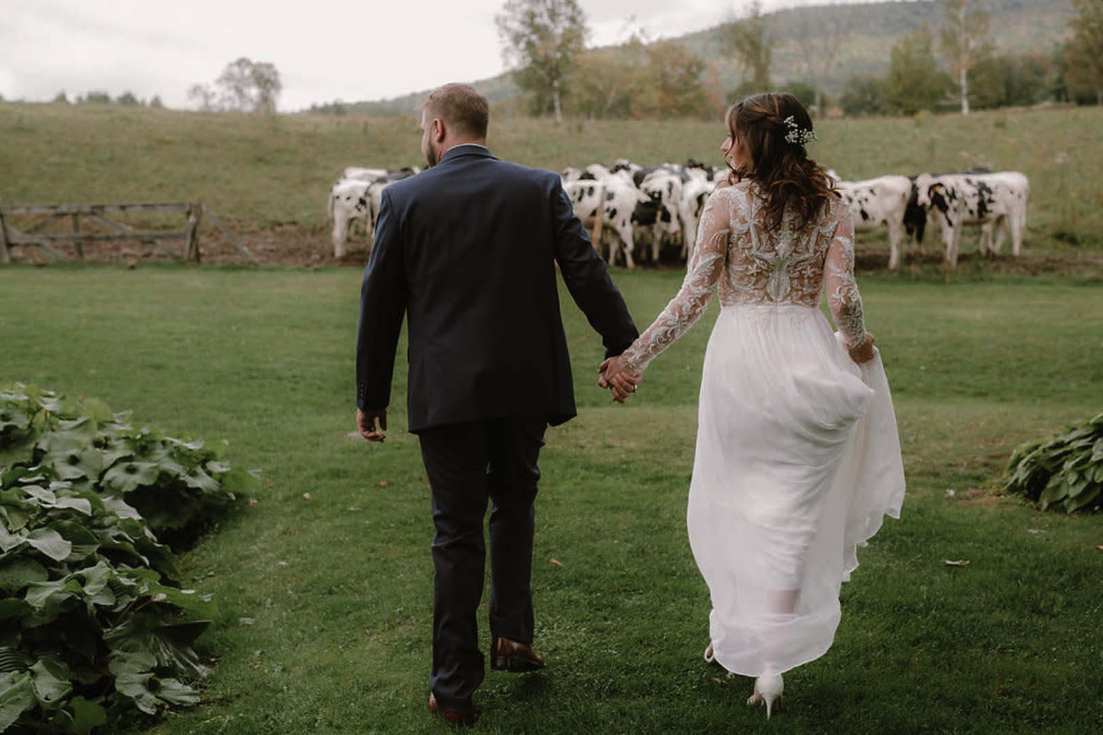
top-left (1064, 485), bottom-right (1100, 514)
top-left (0, 648), bottom-right (26, 674)
top-left (24, 578), bottom-right (80, 610)
top-left (0, 436), bottom-right (37, 472)
top-left (52, 521), bottom-right (100, 563)
top-left (0, 408), bottom-right (29, 433)
top-left (106, 615), bottom-right (211, 680)
top-left (103, 462), bottom-right (161, 494)
top-left (100, 494), bottom-right (142, 521)
top-left (0, 671), bottom-right (36, 731)
top-left (30, 656), bottom-right (71, 705)
top-left (22, 485), bottom-right (57, 507)
top-left (0, 558), bottom-right (49, 593)
top-left (112, 669), bottom-right (160, 715)
top-left (26, 528), bottom-right (72, 561)
top-left (156, 677), bottom-right (200, 707)
top-left (73, 561), bottom-right (115, 606)
top-left (0, 525), bottom-right (25, 553)
top-left (181, 466), bottom-right (219, 494)
top-left (49, 447), bottom-right (104, 482)
top-left (68, 695), bottom-right (107, 735)
top-left (220, 467), bottom-right (260, 497)
top-left (0, 599), bottom-right (31, 621)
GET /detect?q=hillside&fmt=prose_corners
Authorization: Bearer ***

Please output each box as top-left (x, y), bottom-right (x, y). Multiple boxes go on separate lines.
top-left (350, 0), bottom-right (1075, 115)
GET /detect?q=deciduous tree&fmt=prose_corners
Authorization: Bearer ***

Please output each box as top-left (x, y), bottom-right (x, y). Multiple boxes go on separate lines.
top-left (496, 0), bottom-right (588, 123)
top-left (885, 26), bottom-right (952, 115)
top-left (940, 0), bottom-right (991, 115)
top-left (1065, 0), bottom-right (1103, 105)
top-left (719, 0), bottom-right (773, 94)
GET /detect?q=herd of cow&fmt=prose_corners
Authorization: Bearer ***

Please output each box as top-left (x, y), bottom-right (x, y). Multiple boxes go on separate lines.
top-left (328, 160), bottom-right (1029, 270)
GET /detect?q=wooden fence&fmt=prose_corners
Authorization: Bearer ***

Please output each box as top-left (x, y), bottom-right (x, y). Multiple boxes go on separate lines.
top-left (0, 199), bottom-right (259, 264)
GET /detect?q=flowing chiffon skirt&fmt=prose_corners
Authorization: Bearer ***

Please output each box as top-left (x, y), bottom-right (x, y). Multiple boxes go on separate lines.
top-left (688, 304), bottom-right (905, 677)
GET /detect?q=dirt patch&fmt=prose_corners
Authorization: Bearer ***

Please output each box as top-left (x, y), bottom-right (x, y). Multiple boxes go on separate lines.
top-left (6, 222), bottom-right (1102, 277)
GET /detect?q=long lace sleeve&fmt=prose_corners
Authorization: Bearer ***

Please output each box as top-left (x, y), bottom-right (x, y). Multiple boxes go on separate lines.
top-left (824, 205), bottom-right (869, 349)
top-left (619, 190), bottom-right (733, 373)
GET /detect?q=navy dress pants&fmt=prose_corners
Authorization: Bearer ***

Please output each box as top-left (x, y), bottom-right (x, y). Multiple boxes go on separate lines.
top-left (417, 416), bottom-right (547, 711)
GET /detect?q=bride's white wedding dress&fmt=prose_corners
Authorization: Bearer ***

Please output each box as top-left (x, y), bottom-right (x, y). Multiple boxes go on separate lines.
top-left (619, 180), bottom-right (906, 677)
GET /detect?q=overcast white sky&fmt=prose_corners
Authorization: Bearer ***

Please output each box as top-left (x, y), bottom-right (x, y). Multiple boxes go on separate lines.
top-left (1, 0), bottom-right (869, 111)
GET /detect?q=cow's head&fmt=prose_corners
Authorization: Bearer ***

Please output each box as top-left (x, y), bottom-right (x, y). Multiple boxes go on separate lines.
top-left (913, 174), bottom-right (939, 208)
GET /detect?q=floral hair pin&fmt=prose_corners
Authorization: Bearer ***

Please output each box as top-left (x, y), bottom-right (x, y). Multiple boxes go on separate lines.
top-left (783, 115), bottom-right (817, 145)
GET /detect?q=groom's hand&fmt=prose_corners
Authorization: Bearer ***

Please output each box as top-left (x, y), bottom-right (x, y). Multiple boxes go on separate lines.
top-left (357, 408), bottom-right (388, 442)
top-left (598, 356), bottom-right (641, 404)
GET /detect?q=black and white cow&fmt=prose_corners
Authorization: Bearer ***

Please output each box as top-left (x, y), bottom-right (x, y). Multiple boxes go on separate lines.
top-left (836, 176), bottom-right (912, 270)
top-left (563, 172), bottom-right (648, 268)
top-left (637, 170), bottom-right (684, 262)
top-left (913, 171), bottom-right (1030, 267)
top-left (327, 167), bottom-right (420, 257)
top-left (328, 178), bottom-right (371, 258)
top-left (678, 177), bottom-right (716, 259)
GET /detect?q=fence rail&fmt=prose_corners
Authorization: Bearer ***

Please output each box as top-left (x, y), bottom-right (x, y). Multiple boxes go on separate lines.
top-left (0, 199), bottom-right (259, 264)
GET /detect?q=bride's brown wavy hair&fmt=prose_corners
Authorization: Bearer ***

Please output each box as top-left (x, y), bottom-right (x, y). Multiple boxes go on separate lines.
top-left (726, 92), bottom-right (837, 231)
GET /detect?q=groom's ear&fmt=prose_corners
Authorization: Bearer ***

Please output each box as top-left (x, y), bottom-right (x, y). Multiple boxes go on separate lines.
top-left (431, 118), bottom-right (447, 144)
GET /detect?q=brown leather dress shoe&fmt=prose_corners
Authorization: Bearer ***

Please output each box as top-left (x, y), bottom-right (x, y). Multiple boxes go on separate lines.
top-left (429, 693), bottom-right (478, 727)
top-left (490, 637), bottom-right (545, 673)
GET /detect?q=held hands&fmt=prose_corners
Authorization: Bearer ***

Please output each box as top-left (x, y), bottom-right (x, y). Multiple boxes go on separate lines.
top-left (598, 355), bottom-right (642, 404)
top-left (357, 408), bottom-right (388, 442)
top-left (848, 332), bottom-right (876, 364)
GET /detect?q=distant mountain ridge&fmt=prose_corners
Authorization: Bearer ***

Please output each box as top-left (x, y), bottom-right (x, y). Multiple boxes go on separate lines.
top-left (337, 0), bottom-right (1075, 116)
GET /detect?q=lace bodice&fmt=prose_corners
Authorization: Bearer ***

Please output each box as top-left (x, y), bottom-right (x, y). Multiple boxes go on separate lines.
top-left (620, 181), bottom-right (868, 373)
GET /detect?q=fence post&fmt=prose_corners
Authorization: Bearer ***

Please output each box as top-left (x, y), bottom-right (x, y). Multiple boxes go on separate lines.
top-left (185, 203), bottom-right (203, 264)
top-left (0, 198), bottom-right (10, 264)
top-left (71, 213), bottom-right (84, 259)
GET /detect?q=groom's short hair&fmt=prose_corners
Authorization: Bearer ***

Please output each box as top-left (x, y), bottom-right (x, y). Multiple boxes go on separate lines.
top-left (424, 83), bottom-right (489, 140)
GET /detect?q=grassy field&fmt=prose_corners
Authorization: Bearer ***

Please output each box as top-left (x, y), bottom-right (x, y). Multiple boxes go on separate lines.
top-left (1, 102), bottom-right (1102, 255)
top-left (0, 261), bottom-right (1100, 734)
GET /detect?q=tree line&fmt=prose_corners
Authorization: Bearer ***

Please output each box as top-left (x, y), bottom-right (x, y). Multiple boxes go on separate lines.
top-left (495, 0), bottom-right (1103, 120)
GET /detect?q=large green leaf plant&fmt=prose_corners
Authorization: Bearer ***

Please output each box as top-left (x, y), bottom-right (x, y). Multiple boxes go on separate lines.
top-left (1005, 412), bottom-right (1103, 513)
top-left (0, 385), bottom-right (258, 733)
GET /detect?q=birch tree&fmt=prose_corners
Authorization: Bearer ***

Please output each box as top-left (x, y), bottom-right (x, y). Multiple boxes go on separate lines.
top-left (940, 0), bottom-right (991, 115)
top-left (496, 0), bottom-right (588, 123)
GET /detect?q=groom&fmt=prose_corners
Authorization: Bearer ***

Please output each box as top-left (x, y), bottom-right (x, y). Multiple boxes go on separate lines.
top-left (355, 83), bottom-right (640, 725)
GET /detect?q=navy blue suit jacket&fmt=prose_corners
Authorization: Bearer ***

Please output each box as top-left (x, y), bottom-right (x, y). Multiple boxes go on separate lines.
top-left (356, 145), bottom-right (639, 433)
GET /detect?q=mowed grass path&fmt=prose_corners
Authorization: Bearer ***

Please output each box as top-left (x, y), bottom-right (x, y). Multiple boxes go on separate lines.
top-left (1, 263), bottom-right (1101, 734)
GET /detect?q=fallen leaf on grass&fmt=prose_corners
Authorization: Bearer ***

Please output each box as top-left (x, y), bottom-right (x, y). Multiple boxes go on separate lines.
top-left (1026, 528), bottom-right (1041, 534)
top-left (248, 498), bottom-right (259, 506)
top-left (239, 618), bottom-right (255, 626)
top-left (1096, 545), bottom-right (1103, 552)
top-left (711, 677), bottom-right (726, 685)
top-left (944, 559), bottom-right (970, 567)
top-left (302, 492), bottom-right (312, 500)
top-left (379, 480), bottom-right (389, 488)
top-left (550, 558), bottom-right (564, 567)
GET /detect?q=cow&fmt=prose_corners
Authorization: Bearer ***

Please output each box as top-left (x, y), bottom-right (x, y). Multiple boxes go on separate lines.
top-left (637, 170), bottom-right (684, 263)
top-left (679, 178), bottom-right (717, 259)
top-left (836, 176), bottom-right (912, 270)
top-left (563, 172), bottom-right (648, 269)
top-left (913, 171), bottom-right (1030, 267)
top-left (903, 168), bottom-right (991, 250)
top-left (328, 167), bottom-right (421, 257)
top-left (328, 178), bottom-right (371, 258)
top-left (342, 167), bottom-right (387, 182)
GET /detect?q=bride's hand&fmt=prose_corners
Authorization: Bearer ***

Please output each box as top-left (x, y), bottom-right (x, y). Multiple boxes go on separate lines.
top-left (599, 356), bottom-right (641, 404)
top-left (848, 333), bottom-right (876, 364)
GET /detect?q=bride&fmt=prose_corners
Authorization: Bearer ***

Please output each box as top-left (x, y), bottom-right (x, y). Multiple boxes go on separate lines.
top-left (601, 92), bottom-right (906, 718)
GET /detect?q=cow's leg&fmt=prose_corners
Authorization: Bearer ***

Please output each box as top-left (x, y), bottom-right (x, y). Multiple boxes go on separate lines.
top-left (978, 223), bottom-right (992, 256)
top-left (948, 225), bottom-right (961, 269)
top-left (1010, 210), bottom-right (1024, 258)
top-left (887, 220), bottom-right (902, 271)
top-left (617, 221), bottom-right (636, 269)
top-left (991, 215), bottom-right (1008, 254)
top-left (332, 216), bottom-right (349, 258)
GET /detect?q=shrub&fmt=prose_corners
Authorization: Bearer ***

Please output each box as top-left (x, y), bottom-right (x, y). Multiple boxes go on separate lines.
top-left (0, 385), bottom-right (258, 732)
top-left (1004, 412), bottom-right (1103, 513)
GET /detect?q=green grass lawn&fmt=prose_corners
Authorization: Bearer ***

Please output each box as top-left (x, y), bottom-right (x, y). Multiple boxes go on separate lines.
top-left (1, 262), bottom-right (1100, 734)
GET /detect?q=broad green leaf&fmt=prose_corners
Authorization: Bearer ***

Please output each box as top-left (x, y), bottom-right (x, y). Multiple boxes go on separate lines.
top-left (73, 561), bottom-right (115, 606)
top-left (156, 677), bottom-right (200, 707)
top-left (0, 671), bottom-right (36, 731)
top-left (21, 485), bottom-right (57, 507)
top-left (79, 397), bottom-right (114, 423)
top-left (0, 599), bottom-right (31, 621)
top-left (26, 528), bottom-right (72, 561)
top-left (0, 558), bottom-right (48, 593)
top-left (52, 521), bottom-right (100, 563)
top-left (0, 407), bottom-right (29, 433)
top-left (30, 656), bottom-right (72, 705)
top-left (68, 695), bottom-right (107, 735)
top-left (49, 447), bottom-right (104, 482)
top-left (109, 652), bottom-right (160, 715)
top-left (220, 467), bottom-right (261, 497)
top-left (106, 615), bottom-right (211, 680)
top-left (0, 648), bottom-right (26, 674)
top-left (1, 507), bottom-right (29, 531)
top-left (24, 578), bottom-right (81, 610)
top-left (181, 466), bottom-right (219, 494)
top-left (100, 494), bottom-right (142, 521)
top-left (102, 462), bottom-right (160, 494)
top-left (0, 525), bottom-right (24, 553)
